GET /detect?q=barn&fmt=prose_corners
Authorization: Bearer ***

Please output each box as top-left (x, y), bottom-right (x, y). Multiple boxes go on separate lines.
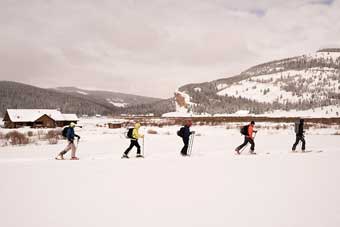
top-left (108, 122), bottom-right (123, 129)
top-left (2, 109), bottom-right (78, 128)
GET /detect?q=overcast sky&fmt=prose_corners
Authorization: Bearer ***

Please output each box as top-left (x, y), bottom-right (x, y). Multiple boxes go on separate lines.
top-left (0, 0), bottom-right (339, 98)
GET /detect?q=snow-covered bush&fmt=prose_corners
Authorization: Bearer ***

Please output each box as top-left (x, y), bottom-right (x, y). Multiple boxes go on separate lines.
top-left (147, 129), bottom-right (158, 134)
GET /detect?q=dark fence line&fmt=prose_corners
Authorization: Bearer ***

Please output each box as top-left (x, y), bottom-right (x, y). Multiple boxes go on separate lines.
top-left (117, 116), bottom-right (340, 126)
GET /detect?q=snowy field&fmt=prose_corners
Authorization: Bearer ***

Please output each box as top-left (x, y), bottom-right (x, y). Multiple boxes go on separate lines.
top-left (0, 119), bottom-right (340, 227)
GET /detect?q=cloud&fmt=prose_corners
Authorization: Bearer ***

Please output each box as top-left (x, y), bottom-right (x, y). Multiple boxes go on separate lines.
top-left (0, 0), bottom-right (340, 97)
top-left (310, 0), bottom-right (334, 5)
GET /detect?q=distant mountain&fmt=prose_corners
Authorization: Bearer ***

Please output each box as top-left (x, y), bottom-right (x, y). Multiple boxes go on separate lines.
top-left (53, 87), bottom-right (161, 108)
top-left (0, 81), bottom-right (117, 116)
top-left (0, 81), bottom-right (173, 117)
top-left (175, 49), bottom-right (340, 115)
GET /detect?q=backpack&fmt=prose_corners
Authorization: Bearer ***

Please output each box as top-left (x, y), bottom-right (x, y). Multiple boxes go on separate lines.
top-left (126, 128), bottom-right (134, 139)
top-left (240, 125), bottom-right (249, 136)
top-left (294, 121), bottom-right (300, 134)
top-left (62, 127), bottom-right (69, 138)
top-left (177, 127), bottom-right (185, 137)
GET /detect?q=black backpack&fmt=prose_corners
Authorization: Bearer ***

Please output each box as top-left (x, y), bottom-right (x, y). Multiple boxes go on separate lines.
top-left (62, 127), bottom-right (69, 138)
top-left (240, 125), bottom-right (249, 136)
top-left (177, 127), bottom-right (185, 137)
top-left (294, 121), bottom-right (299, 134)
top-left (126, 128), bottom-right (134, 139)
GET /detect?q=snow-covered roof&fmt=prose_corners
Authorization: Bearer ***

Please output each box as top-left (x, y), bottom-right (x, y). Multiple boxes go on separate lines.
top-left (6, 109), bottom-right (78, 122)
top-left (62, 114), bottom-right (78, 121)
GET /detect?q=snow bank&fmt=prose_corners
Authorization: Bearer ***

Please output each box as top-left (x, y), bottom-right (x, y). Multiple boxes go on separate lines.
top-left (0, 123), bottom-right (339, 227)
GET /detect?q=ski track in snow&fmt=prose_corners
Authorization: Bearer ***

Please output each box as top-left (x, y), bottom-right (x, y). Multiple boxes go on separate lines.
top-left (0, 124), bottom-right (340, 227)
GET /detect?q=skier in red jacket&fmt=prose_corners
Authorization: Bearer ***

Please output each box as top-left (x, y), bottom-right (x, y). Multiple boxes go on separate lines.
top-left (235, 121), bottom-right (257, 155)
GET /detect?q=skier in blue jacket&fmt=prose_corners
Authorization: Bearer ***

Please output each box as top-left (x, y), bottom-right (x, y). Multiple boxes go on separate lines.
top-left (56, 122), bottom-right (80, 160)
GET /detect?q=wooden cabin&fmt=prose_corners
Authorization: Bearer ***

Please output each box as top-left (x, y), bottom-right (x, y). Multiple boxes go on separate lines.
top-left (2, 109), bottom-right (78, 128)
top-left (33, 114), bottom-right (56, 128)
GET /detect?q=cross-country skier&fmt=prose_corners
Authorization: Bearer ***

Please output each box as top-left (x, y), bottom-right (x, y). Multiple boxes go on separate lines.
top-left (292, 118), bottom-right (306, 152)
top-left (178, 120), bottom-right (194, 156)
top-left (122, 123), bottom-right (144, 158)
top-left (56, 122), bottom-right (81, 160)
top-left (235, 121), bottom-right (257, 155)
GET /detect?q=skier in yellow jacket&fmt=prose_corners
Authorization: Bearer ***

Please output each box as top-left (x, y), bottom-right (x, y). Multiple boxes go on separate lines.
top-left (122, 123), bottom-right (144, 158)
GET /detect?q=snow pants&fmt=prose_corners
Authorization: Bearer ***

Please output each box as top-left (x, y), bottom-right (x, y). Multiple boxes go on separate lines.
top-left (60, 141), bottom-right (77, 157)
top-left (236, 137), bottom-right (255, 152)
top-left (124, 140), bottom-right (141, 155)
top-left (181, 137), bottom-right (189, 156)
top-left (292, 135), bottom-right (306, 151)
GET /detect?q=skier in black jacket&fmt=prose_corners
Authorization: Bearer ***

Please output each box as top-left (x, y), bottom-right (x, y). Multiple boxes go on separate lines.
top-left (179, 120), bottom-right (194, 156)
top-left (292, 118), bottom-right (306, 152)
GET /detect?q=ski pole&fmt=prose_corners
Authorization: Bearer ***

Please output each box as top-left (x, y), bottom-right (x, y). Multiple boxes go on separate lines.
top-left (142, 137), bottom-right (145, 157)
top-left (239, 131), bottom-right (257, 154)
top-left (191, 133), bottom-right (195, 156)
top-left (188, 132), bottom-right (195, 156)
top-left (188, 134), bottom-right (192, 156)
top-left (239, 143), bottom-right (249, 154)
top-left (76, 139), bottom-right (80, 155)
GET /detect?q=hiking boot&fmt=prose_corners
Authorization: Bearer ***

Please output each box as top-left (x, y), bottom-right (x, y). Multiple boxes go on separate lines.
top-left (55, 154), bottom-right (64, 160)
top-left (249, 150), bottom-right (257, 155)
top-left (121, 154), bottom-right (129, 159)
top-left (136, 154), bottom-right (144, 158)
top-left (70, 157), bottom-right (79, 160)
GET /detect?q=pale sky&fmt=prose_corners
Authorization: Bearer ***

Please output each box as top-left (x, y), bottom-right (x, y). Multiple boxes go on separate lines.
top-left (0, 0), bottom-right (340, 98)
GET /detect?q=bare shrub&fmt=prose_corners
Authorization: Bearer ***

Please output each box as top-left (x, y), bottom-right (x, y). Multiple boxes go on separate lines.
top-left (48, 138), bottom-right (58, 144)
top-left (5, 131), bottom-right (29, 145)
top-left (147, 129), bottom-right (158, 134)
top-left (46, 130), bottom-right (61, 145)
top-left (27, 131), bottom-right (34, 137)
top-left (225, 125), bottom-right (233, 130)
top-left (37, 130), bottom-right (46, 139)
top-left (46, 130), bottom-right (61, 140)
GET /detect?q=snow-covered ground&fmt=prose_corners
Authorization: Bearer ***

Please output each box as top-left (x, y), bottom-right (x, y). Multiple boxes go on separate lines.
top-left (1, 119), bottom-right (340, 227)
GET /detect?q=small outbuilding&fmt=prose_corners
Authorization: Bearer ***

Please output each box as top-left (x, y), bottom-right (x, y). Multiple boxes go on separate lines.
top-left (108, 122), bottom-right (123, 129)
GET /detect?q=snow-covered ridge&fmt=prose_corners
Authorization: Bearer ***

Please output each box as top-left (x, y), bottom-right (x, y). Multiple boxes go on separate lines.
top-left (175, 49), bottom-right (340, 116)
top-left (217, 68), bottom-right (340, 104)
top-left (174, 90), bottom-right (195, 112)
top-left (106, 98), bottom-right (128, 107)
top-left (77, 91), bottom-right (88, 95)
